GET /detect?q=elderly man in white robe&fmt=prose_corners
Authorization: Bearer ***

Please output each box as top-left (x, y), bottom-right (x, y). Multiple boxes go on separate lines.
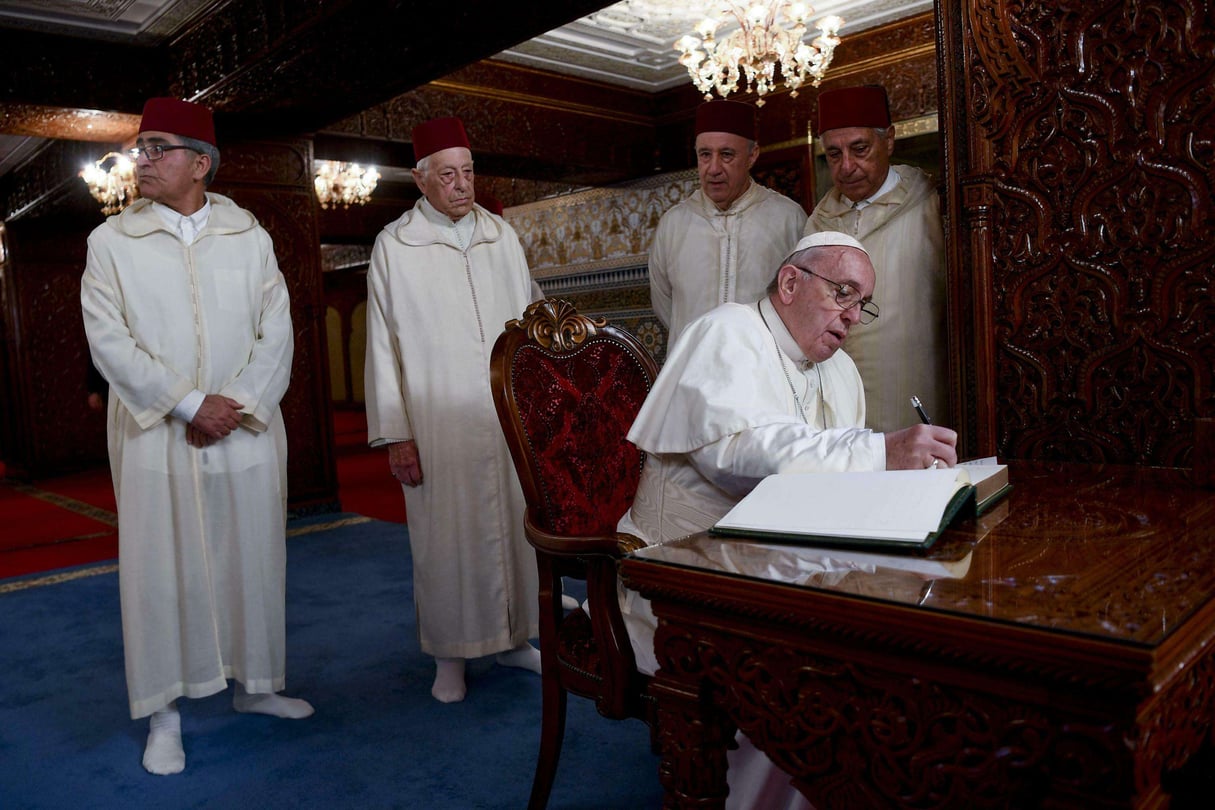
top-left (81, 97), bottom-right (311, 776)
top-left (364, 116), bottom-right (541, 704)
top-left (649, 98), bottom-right (807, 346)
top-left (620, 231), bottom-right (958, 809)
top-left (805, 84), bottom-right (948, 433)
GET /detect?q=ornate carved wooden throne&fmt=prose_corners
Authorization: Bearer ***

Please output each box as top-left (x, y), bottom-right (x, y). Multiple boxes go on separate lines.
top-left (489, 298), bottom-right (659, 810)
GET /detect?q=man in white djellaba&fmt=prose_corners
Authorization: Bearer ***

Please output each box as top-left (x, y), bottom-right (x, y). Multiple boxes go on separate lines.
top-left (364, 116), bottom-right (542, 704)
top-left (648, 98), bottom-right (807, 346)
top-left (804, 84), bottom-right (949, 433)
top-left (81, 97), bottom-right (312, 776)
top-left (620, 231), bottom-right (958, 809)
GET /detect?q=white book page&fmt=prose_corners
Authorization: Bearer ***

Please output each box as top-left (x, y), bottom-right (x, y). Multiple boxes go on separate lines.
top-left (714, 469), bottom-right (968, 542)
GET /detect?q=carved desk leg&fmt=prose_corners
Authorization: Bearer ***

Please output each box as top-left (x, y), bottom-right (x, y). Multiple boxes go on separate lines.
top-left (652, 676), bottom-right (733, 809)
top-left (1134, 648), bottom-right (1215, 808)
top-left (652, 623), bottom-right (735, 809)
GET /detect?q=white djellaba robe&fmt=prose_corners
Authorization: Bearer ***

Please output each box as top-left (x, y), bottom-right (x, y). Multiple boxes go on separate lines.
top-left (806, 164), bottom-right (947, 433)
top-left (80, 193), bottom-right (294, 720)
top-left (618, 299), bottom-right (885, 810)
top-left (649, 180), bottom-right (806, 345)
top-left (364, 198), bottom-right (539, 660)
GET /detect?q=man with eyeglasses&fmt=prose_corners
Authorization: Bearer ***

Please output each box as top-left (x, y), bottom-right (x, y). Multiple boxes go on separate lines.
top-left (621, 230), bottom-right (957, 549)
top-left (805, 84), bottom-right (948, 433)
top-left (617, 230), bottom-right (957, 809)
top-left (81, 97), bottom-right (311, 776)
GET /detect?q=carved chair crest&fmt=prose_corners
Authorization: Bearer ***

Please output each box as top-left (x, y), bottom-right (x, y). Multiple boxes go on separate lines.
top-left (504, 298), bottom-right (607, 354)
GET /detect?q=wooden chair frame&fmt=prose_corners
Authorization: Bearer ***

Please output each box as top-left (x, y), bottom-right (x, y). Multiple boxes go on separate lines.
top-left (490, 298), bottom-right (659, 810)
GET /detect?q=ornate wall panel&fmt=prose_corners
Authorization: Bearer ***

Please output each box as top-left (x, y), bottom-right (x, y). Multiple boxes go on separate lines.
top-left (947, 0), bottom-right (1215, 465)
top-left (0, 215), bottom-right (108, 478)
top-left (325, 80), bottom-right (656, 190)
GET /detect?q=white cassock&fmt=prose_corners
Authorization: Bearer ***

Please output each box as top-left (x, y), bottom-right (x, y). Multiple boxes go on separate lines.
top-left (618, 299), bottom-right (886, 810)
top-left (364, 198), bottom-right (539, 659)
top-left (81, 194), bottom-right (293, 719)
top-left (649, 180), bottom-right (806, 345)
top-left (805, 164), bottom-right (947, 433)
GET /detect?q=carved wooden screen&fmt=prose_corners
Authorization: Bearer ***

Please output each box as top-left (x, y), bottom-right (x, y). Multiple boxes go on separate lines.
top-left (939, 0), bottom-right (1214, 465)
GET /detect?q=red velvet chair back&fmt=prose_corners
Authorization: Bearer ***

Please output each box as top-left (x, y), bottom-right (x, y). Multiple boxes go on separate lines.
top-left (492, 299), bottom-right (657, 536)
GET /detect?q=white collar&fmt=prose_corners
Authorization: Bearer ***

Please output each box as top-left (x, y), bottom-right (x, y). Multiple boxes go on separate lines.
top-left (418, 196), bottom-right (475, 249)
top-left (153, 198), bottom-right (211, 244)
top-left (758, 297), bottom-right (812, 370)
top-left (851, 167), bottom-right (898, 210)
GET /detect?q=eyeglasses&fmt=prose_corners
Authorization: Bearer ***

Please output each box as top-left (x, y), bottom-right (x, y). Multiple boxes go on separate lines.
top-left (128, 144), bottom-right (199, 162)
top-left (797, 266), bottom-right (880, 324)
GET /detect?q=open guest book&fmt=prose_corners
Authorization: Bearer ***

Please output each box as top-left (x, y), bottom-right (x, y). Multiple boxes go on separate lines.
top-left (710, 463), bottom-right (1010, 552)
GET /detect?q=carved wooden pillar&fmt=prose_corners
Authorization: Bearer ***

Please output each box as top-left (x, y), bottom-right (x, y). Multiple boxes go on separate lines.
top-left (211, 138), bottom-right (338, 511)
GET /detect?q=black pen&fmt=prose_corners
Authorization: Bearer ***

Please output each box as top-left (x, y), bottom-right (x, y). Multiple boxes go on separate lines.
top-left (910, 395), bottom-right (932, 425)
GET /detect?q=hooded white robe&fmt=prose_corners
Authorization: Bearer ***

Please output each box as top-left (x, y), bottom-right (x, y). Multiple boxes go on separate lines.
top-left (649, 181), bottom-right (807, 345)
top-left (80, 193), bottom-right (293, 719)
top-left (364, 199), bottom-right (539, 659)
top-left (806, 164), bottom-right (947, 433)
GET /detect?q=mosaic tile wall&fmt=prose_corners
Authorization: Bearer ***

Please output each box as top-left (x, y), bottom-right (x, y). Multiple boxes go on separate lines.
top-left (513, 169), bottom-right (699, 366)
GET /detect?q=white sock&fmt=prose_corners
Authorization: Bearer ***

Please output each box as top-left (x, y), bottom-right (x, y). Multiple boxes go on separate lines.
top-left (432, 657), bottom-right (467, 703)
top-left (142, 703), bottom-right (185, 776)
top-left (233, 683), bottom-right (314, 719)
top-left (495, 642), bottom-right (542, 674)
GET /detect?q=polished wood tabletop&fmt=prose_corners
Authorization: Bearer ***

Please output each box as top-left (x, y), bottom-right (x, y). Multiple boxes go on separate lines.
top-left (621, 462), bottom-right (1215, 809)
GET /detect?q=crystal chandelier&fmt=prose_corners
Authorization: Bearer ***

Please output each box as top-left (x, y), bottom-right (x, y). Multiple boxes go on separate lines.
top-left (675, 3), bottom-right (844, 106)
top-left (80, 151), bottom-right (138, 215)
top-left (314, 160), bottom-right (381, 209)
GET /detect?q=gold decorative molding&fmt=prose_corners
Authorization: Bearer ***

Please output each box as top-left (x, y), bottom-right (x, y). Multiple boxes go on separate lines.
top-left (764, 113), bottom-right (939, 154)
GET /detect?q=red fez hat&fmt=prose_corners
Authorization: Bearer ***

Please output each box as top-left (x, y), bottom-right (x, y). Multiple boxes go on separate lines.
top-left (412, 116), bottom-right (471, 162)
top-left (817, 85), bottom-right (891, 133)
top-left (139, 97), bottom-right (216, 146)
top-left (694, 99), bottom-right (757, 140)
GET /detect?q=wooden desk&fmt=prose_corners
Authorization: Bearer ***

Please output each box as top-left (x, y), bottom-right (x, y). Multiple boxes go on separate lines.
top-left (620, 462), bottom-right (1215, 809)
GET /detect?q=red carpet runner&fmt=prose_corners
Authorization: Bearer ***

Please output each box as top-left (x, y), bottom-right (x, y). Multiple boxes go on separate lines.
top-left (0, 409), bottom-right (405, 579)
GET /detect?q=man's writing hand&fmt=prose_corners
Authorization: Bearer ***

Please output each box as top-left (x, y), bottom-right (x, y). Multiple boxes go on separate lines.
top-left (884, 424), bottom-right (958, 470)
top-left (191, 394), bottom-right (245, 440)
top-left (389, 440), bottom-right (424, 487)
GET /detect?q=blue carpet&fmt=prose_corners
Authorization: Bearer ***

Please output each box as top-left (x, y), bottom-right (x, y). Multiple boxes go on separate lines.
top-left (0, 514), bottom-right (662, 809)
